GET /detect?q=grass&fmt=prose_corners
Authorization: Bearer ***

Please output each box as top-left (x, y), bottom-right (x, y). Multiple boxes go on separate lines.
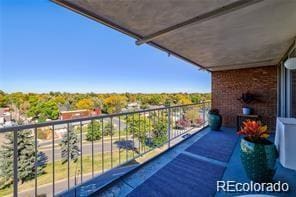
top-left (0, 150), bottom-right (134, 197)
top-left (0, 139), bottom-right (169, 196)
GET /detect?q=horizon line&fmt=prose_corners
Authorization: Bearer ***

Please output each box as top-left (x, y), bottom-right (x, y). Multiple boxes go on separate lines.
top-left (0, 90), bottom-right (211, 94)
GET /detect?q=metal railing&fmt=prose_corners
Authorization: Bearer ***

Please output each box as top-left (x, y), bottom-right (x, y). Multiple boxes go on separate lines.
top-left (0, 102), bottom-right (210, 197)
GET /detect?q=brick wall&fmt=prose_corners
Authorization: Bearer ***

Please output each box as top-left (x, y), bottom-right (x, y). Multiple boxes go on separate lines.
top-left (212, 66), bottom-right (278, 131)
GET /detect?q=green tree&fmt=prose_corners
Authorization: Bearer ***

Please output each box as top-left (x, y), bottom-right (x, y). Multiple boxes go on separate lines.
top-left (27, 100), bottom-right (59, 122)
top-left (103, 121), bottom-right (115, 136)
top-left (0, 130), bottom-right (47, 188)
top-left (39, 100), bottom-right (59, 121)
top-left (59, 126), bottom-right (80, 164)
top-left (151, 113), bottom-right (168, 146)
top-left (86, 121), bottom-right (102, 141)
top-left (190, 94), bottom-right (201, 103)
top-left (0, 91), bottom-right (8, 107)
top-left (148, 94), bottom-right (164, 105)
top-left (126, 115), bottom-right (150, 143)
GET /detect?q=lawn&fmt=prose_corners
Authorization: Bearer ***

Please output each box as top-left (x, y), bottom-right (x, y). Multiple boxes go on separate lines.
top-left (0, 140), bottom-right (167, 196)
top-left (0, 150), bottom-right (134, 196)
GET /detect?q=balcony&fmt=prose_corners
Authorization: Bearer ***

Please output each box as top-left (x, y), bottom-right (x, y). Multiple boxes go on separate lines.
top-left (2, 101), bottom-right (295, 196)
top-left (1, 0), bottom-right (296, 196)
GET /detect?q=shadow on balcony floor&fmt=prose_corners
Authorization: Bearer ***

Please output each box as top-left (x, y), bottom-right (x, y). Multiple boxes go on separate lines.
top-left (97, 127), bottom-right (296, 197)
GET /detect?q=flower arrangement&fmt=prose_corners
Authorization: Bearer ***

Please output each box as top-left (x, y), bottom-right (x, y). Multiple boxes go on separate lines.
top-left (237, 92), bottom-right (256, 107)
top-left (208, 108), bottom-right (220, 115)
top-left (237, 120), bottom-right (270, 143)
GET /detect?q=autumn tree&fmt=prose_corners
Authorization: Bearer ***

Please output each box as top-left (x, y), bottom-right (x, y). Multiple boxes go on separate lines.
top-left (174, 94), bottom-right (192, 105)
top-left (103, 95), bottom-right (127, 114)
top-left (75, 98), bottom-right (94, 110)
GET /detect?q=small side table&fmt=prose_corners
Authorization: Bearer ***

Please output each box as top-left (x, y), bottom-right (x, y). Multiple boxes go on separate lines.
top-left (236, 114), bottom-right (260, 131)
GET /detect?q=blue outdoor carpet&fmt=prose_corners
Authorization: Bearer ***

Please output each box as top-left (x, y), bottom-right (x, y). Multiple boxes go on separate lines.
top-left (127, 153), bottom-right (225, 197)
top-left (185, 129), bottom-right (238, 163)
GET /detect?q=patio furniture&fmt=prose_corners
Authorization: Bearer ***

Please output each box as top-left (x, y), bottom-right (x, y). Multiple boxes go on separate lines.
top-left (236, 114), bottom-right (260, 131)
top-left (275, 117), bottom-right (296, 170)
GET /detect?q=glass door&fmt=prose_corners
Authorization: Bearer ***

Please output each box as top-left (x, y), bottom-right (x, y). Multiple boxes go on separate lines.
top-left (291, 70), bottom-right (296, 117)
top-left (279, 64), bottom-right (296, 118)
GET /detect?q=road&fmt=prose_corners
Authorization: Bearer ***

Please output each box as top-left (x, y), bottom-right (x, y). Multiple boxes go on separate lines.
top-left (39, 127), bottom-right (190, 162)
top-left (38, 117), bottom-right (126, 147)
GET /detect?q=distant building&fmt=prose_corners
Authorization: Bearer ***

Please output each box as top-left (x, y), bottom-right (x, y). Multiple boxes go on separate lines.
top-left (0, 107), bottom-right (11, 123)
top-left (0, 117), bottom-right (4, 125)
top-left (127, 102), bottom-right (140, 110)
top-left (148, 105), bottom-right (165, 109)
top-left (60, 108), bottom-right (101, 120)
top-left (127, 102), bottom-right (139, 108)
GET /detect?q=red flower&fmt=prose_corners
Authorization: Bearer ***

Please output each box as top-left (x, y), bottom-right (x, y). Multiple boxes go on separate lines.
top-left (237, 120), bottom-right (269, 142)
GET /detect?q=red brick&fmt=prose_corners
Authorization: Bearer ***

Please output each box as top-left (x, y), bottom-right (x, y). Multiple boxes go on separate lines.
top-left (212, 66), bottom-right (277, 131)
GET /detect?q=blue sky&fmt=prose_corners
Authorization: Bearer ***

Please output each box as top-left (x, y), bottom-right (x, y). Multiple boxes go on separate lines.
top-left (0, 0), bottom-right (211, 93)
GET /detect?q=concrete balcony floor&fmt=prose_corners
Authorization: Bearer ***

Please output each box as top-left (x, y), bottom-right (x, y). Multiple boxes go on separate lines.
top-left (96, 127), bottom-right (296, 197)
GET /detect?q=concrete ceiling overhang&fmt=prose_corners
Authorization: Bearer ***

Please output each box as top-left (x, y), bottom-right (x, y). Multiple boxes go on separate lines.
top-left (52, 0), bottom-right (296, 72)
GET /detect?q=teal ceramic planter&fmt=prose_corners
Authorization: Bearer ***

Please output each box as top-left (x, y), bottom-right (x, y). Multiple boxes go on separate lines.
top-left (208, 113), bottom-right (222, 131)
top-left (240, 137), bottom-right (278, 182)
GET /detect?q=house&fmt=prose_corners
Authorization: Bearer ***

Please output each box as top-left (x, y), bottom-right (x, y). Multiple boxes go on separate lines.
top-left (0, 107), bottom-right (11, 124)
top-left (60, 108), bottom-right (101, 120)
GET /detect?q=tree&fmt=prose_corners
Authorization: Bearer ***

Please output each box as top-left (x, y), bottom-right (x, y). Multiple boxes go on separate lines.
top-left (104, 95), bottom-right (127, 114)
top-left (148, 94), bottom-right (164, 105)
top-left (103, 121), bottom-right (115, 136)
top-left (0, 91), bottom-right (8, 107)
top-left (190, 94), bottom-right (201, 103)
top-left (126, 115), bottom-right (150, 144)
top-left (150, 112), bottom-right (168, 146)
top-left (174, 94), bottom-right (192, 105)
top-left (86, 121), bottom-right (102, 141)
top-left (39, 100), bottom-right (59, 121)
top-left (59, 125), bottom-right (80, 164)
top-left (27, 100), bottom-right (59, 122)
top-left (0, 130), bottom-right (47, 188)
top-left (75, 98), bottom-right (94, 110)
top-left (184, 108), bottom-right (199, 122)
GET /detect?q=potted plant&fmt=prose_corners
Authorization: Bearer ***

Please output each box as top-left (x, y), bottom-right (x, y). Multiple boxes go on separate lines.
top-left (207, 109), bottom-right (222, 131)
top-left (237, 92), bottom-right (256, 115)
top-left (238, 120), bottom-right (278, 182)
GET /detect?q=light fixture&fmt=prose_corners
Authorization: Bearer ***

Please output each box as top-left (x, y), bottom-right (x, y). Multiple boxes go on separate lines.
top-left (284, 46), bottom-right (296, 70)
top-left (284, 57), bottom-right (296, 70)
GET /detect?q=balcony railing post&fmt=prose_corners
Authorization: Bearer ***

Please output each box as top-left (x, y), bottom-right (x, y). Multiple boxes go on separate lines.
top-left (202, 102), bottom-right (206, 126)
top-left (167, 107), bottom-right (171, 148)
top-left (13, 130), bottom-right (18, 197)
